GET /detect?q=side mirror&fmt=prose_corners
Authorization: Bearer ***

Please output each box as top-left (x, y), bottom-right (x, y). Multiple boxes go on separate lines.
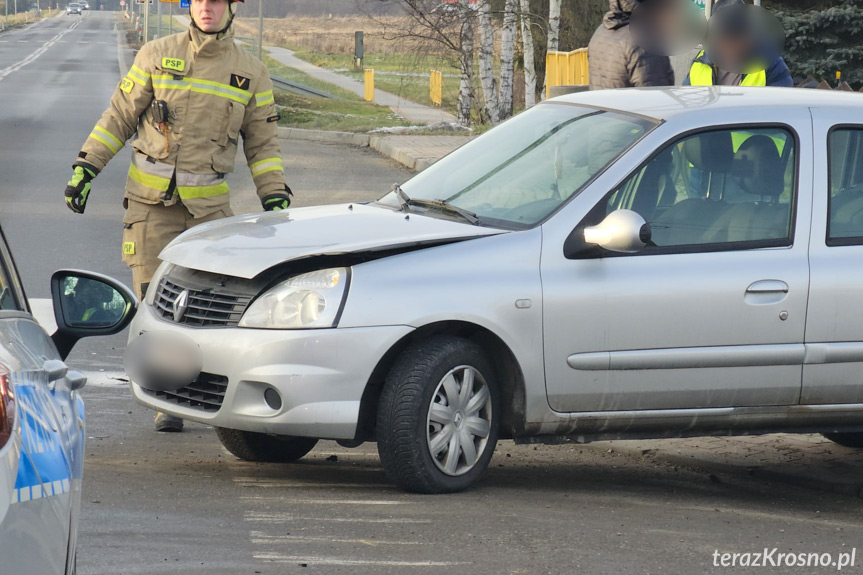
top-left (583, 209), bottom-right (652, 254)
top-left (50, 270), bottom-right (138, 360)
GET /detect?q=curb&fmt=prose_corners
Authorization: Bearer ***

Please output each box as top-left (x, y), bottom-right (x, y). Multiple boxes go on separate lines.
top-left (276, 127), bottom-right (447, 172)
top-left (582, 441), bottom-right (863, 499)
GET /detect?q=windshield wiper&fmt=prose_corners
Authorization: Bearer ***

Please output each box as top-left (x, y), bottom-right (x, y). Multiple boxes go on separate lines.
top-left (390, 183), bottom-right (480, 225)
top-left (392, 183), bottom-right (411, 211)
top-left (405, 198), bottom-right (480, 225)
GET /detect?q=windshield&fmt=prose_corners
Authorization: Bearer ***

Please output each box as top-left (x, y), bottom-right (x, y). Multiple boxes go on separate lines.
top-left (377, 103), bottom-right (657, 228)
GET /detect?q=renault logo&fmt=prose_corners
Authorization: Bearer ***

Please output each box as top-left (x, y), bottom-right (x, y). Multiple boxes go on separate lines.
top-left (173, 290), bottom-right (190, 323)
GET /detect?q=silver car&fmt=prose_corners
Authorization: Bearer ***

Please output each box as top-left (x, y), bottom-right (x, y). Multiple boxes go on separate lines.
top-left (0, 226), bottom-right (136, 573)
top-left (127, 87), bottom-right (863, 493)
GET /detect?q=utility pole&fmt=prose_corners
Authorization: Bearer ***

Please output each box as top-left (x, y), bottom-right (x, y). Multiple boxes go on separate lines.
top-left (257, 0), bottom-right (263, 59)
top-left (157, 0), bottom-right (161, 38)
top-left (143, 0), bottom-right (149, 42)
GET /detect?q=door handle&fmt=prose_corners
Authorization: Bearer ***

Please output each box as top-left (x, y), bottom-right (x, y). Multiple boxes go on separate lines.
top-left (746, 280), bottom-right (789, 294)
top-left (744, 280), bottom-right (789, 306)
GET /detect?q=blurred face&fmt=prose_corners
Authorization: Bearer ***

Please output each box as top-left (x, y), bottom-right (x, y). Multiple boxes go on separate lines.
top-left (192, 0), bottom-right (228, 33)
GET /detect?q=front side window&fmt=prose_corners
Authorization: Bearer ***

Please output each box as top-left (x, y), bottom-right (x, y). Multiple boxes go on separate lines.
top-left (598, 126), bottom-right (796, 251)
top-left (827, 128), bottom-right (863, 245)
top-left (378, 103), bottom-right (657, 229)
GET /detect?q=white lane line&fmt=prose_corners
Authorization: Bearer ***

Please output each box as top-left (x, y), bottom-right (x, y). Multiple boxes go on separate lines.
top-left (245, 512), bottom-right (431, 524)
top-left (249, 531), bottom-right (422, 546)
top-left (235, 480), bottom-right (392, 489)
top-left (242, 497), bottom-right (405, 505)
top-left (0, 19), bottom-right (80, 83)
top-left (254, 553), bottom-right (467, 567)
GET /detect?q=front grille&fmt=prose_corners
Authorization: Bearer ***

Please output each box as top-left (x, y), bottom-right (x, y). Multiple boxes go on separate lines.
top-left (144, 372), bottom-right (229, 412)
top-left (155, 278), bottom-right (251, 328)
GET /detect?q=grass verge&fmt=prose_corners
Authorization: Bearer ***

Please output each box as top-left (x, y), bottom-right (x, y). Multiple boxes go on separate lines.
top-left (264, 57), bottom-right (410, 133)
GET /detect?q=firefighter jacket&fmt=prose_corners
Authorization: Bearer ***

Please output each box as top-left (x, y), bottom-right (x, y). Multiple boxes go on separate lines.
top-left (77, 24), bottom-right (286, 217)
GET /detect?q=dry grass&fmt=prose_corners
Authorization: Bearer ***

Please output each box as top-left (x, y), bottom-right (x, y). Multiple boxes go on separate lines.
top-left (235, 16), bottom-right (447, 58)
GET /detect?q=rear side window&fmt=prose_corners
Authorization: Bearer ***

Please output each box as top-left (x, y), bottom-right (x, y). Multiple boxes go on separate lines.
top-left (827, 128), bottom-right (863, 245)
top-left (601, 126), bottom-right (796, 252)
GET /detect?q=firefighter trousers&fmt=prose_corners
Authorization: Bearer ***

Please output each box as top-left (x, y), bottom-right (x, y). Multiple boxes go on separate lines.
top-left (121, 199), bottom-right (232, 300)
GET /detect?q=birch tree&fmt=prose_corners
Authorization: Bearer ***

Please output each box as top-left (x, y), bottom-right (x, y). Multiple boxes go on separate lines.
top-left (542, 0), bottom-right (561, 97)
top-left (477, 1), bottom-right (499, 124)
top-left (458, 0), bottom-right (476, 125)
top-left (498, 0), bottom-right (518, 119)
top-left (519, 0), bottom-right (537, 108)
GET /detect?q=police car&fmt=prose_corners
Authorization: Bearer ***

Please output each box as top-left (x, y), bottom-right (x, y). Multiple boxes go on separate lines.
top-left (0, 225), bottom-right (136, 574)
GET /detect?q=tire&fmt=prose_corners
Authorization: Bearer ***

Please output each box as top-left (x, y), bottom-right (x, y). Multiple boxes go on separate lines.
top-left (822, 432), bottom-right (863, 448)
top-left (215, 427), bottom-right (318, 462)
top-left (377, 335), bottom-right (499, 494)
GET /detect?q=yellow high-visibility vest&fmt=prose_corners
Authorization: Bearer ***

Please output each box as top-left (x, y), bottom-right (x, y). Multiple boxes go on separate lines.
top-left (688, 51), bottom-right (767, 87)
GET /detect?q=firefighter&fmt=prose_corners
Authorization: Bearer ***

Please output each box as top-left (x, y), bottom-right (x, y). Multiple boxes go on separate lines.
top-left (63, 0), bottom-right (291, 432)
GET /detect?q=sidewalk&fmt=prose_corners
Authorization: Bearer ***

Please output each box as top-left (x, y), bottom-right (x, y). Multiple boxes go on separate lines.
top-left (583, 433), bottom-right (863, 497)
top-left (264, 46), bottom-right (456, 126)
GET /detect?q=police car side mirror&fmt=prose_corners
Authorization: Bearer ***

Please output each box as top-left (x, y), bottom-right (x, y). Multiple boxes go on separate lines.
top-left (50, 270), bottom-right (138, 360)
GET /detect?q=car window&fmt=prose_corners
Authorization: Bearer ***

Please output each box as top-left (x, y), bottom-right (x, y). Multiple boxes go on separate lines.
top-left (387, 103), bottom-right (657, 229)
top-left (827, 127), bottom-right (863, 245)
top-left (597, 126), bottom-right (796, 251)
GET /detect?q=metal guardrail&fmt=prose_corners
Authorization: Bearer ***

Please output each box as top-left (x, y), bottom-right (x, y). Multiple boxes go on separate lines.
top-left (270, 75), bottom-right (337, 99)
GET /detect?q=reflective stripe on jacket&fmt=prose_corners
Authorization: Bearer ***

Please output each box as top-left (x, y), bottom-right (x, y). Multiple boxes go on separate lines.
top-left (687, 50), bottom-right (767, 87)
top-left (78, 25), bottom-right (285, 217)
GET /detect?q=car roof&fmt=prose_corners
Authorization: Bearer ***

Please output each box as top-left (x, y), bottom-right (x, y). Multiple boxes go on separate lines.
top-left (551, 87), bottom-right (863, 122)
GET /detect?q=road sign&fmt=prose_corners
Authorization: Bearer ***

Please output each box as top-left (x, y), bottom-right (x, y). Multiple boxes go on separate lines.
top-left (160, 0), bottom-right (179, 3)
top-left (180, 0), bottom-right (189, 7)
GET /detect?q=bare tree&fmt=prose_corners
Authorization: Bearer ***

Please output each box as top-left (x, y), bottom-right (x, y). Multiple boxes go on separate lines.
top-left (477, 1), bottom-right (499, 124)
top-left (498, 0), bottom-right (518, 119)
top-left (519, 0), bottom-right (537, 108)
top-left (457, 0), bottom-right (475, 125)
top-left (542, 0), bottom-right (561, 97)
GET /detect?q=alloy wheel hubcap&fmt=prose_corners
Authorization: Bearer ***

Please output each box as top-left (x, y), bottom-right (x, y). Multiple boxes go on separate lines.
top-left (426, 365), bottom-right (492, 477)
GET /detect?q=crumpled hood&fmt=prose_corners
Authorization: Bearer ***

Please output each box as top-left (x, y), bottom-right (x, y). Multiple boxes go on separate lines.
top-left (604, 0), bottom-right (638, 29)
top-left (159, 203), bottom-right (504, 279)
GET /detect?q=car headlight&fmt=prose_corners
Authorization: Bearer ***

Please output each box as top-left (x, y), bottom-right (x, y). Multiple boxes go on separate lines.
top-left (239, 268), bottom-right (350, 329)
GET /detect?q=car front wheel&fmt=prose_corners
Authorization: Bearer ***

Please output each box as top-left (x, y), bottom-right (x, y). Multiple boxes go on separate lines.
top-left (822, 432), bottom-right (863, 448)
top-left (215, 427), bottom-right (318, 462)
top-left (377, 336), bottom-right (499, 494)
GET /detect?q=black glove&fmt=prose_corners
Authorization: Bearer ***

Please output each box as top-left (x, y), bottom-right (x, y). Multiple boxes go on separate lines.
top-left (262, 186), bottom-right (293, 212)
top-left (64, 162), bottom-right (99, 214)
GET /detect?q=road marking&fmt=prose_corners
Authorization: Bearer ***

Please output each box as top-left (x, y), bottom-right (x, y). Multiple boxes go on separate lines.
top-left (242, 497), bottom-right (405, 505)
top-left (245, 511), bottom-right (431, 524)
top-left (234, 478), bottom-right (391, 489)
top-left (0, 20), bottom-right (80, 83)
top-left (249, 531), bottom-right (422, 546)
top-left (253, 553), bottom-right (468, 567)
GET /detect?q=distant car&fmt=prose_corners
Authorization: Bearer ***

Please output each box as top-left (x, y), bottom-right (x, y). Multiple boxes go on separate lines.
top-left (0, 225), bottom-right (136, 573)
top-left (66, 3), bottom-right (80, 14)
top-left (79, 1), bottom-right (89, 9)
top-left (128, 87), bottom-right (863, 494)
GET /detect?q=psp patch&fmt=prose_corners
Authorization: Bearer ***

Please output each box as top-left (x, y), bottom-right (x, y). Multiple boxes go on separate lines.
top-left (123, 241), bottom-right (136, 256)
top-left (120, 77), bottom-right (134, 94)
top-left (230, 74), bottom-right (251, 91)
top-left (161, 57), bottom-right (185, 73)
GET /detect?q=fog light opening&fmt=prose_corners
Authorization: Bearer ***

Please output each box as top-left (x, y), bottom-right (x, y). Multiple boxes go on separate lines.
top-left (264, 387), bottom-right (283, 410)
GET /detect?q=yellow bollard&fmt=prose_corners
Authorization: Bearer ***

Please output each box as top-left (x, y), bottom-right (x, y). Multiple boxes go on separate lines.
top-left (364, 69), bottom-right (375, 103)
top-left (430, 70), bottom-right (443, 107)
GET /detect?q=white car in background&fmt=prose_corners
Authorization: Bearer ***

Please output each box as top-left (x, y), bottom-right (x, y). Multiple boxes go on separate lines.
top-left (0, 225), bottom-right (136, 574)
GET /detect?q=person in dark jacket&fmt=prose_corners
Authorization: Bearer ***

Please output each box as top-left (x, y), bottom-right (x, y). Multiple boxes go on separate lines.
top-left (588, 0), bottom-right (674, 90)
top-left (682, 0), bottom-right (792, 87)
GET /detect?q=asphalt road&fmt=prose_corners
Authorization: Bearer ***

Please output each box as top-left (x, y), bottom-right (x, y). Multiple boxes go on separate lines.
top-left (3, 11), bottom-right (863, 575)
